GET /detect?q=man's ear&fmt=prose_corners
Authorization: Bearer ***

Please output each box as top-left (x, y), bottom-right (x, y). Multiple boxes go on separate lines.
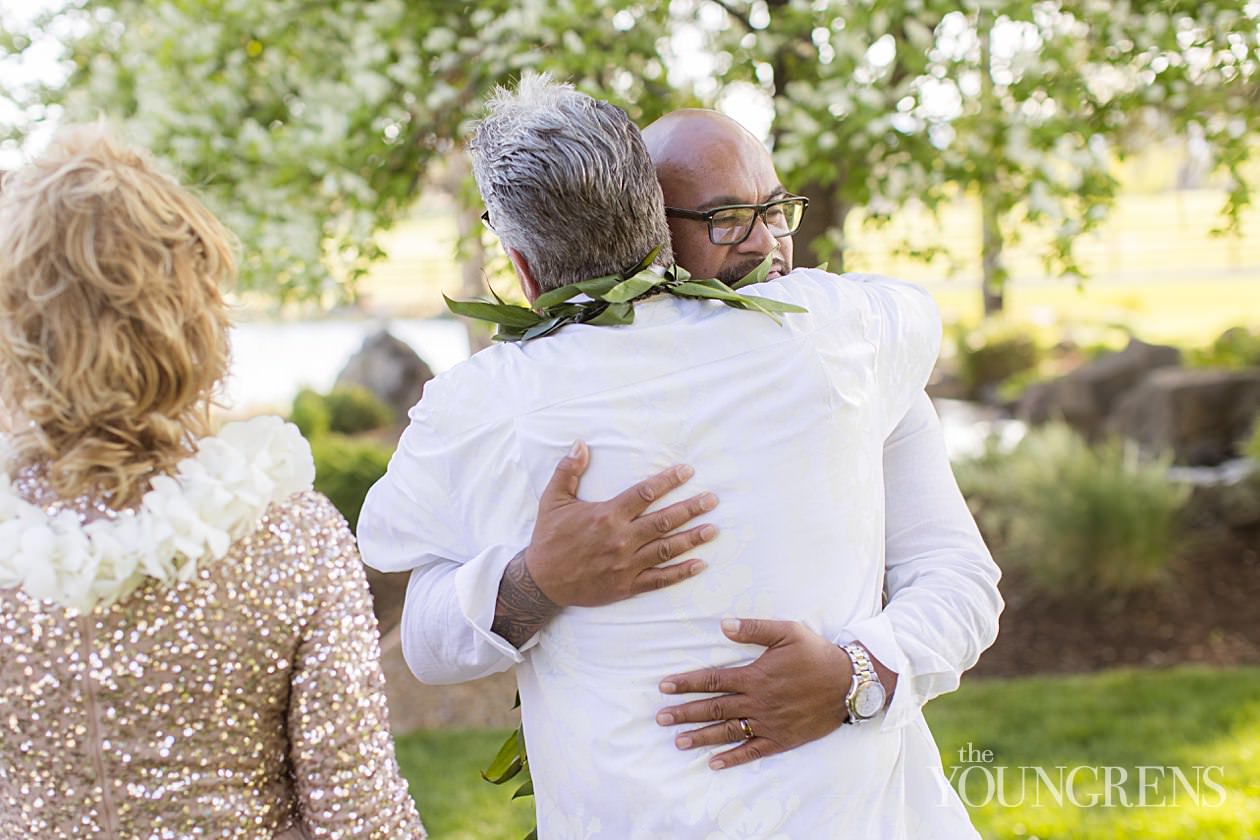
top-left (507, 247), bottom-right (543, 304)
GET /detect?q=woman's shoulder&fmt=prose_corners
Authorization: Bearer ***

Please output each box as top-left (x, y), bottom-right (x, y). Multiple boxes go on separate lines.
top-left (247, 490), bottom-right (357, 564)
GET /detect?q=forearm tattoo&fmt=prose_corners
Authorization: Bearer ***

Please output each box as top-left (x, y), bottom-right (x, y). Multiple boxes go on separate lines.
top-left (492, 549), bottom-right (560, 649)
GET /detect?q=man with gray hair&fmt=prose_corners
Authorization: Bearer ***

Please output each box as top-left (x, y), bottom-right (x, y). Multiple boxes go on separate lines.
top-left (360, 75), bottom-right (989, 838)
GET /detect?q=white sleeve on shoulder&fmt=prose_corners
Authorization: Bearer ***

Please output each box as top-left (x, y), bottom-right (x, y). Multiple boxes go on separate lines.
top-left (357, 412), bottom-right (529, 685)
top-left (849, 272), bottom-right (944, 437)
top-left (743, 269), bottom-right (941, 434)
top-left (836, 392), bottom-right (1004, 732)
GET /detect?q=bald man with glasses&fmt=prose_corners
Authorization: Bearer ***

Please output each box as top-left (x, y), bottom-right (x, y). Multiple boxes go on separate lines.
top-left (632, 108), bottom-right (1002, 776)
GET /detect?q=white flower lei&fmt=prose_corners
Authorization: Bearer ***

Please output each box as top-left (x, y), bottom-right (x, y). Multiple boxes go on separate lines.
top-left (0, 415), bottom-right (315, 612)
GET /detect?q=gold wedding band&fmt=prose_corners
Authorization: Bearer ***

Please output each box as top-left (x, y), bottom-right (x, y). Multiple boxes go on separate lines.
top-left (738, 718), bottom-right (754, 740)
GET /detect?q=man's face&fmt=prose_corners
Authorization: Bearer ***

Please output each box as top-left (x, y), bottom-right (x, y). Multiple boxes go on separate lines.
top-left (650, 118), bottom-right (795, 285)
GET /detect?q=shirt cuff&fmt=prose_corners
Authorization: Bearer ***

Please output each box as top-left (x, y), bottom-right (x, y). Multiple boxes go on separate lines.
top-left (835, 613), bottom-right (915, 733)
top-left (453, 543), bottom-right (537, 663)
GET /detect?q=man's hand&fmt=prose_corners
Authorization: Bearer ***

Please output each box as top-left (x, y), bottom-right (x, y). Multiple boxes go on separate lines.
top-left (656, 619), bottom-right (883, 770)
top-left (525, 440), bottom-right (718, 607)
top-left (491, 441), bottom-right (718, 648)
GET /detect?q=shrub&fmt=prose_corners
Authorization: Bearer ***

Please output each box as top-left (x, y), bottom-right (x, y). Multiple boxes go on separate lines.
top-left (323, 386), bottom-right (395, 435)
top-left (1187, 326), bottom-right (1260, 370)
top-left (290, 386), bottom-right (394, 438)
top-left (955, 423), bottom-right (1190, 595)
top-left (290, 388), bottom-right (332, 439)
top-left (1246, 413), bottom-right (1260, 464)
top-left (310, 433), bottom-right (394, 530)
top-left (951, 320), bottom-right (1042, 400)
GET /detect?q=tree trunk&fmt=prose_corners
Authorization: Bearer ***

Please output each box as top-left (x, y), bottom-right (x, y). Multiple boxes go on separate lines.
top-left (980, 186), bottom-right (1005, 315)
top-left (442, 151), bottom-right (493, 353)
top-left (792, 182), bottom-right (850, 272)
top-left (764, 15), bottom-right (851, 274)
top-left (978, 7), bottom-right (1005, 316)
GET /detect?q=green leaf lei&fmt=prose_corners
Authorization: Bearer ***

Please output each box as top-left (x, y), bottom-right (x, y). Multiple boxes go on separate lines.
top-left (444, 245), bottom-right (807, 343)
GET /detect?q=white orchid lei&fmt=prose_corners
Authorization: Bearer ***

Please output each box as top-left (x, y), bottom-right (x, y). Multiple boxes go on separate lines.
top-left (0, 415), bottom-right (315, 612)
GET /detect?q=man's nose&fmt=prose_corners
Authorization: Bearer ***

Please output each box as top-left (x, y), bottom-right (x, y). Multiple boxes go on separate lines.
top-left (736, 215), bottom-right (778, 257)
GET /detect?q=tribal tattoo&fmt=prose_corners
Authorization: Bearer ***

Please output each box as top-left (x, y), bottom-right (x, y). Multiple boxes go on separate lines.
top-left (491, 549), bottom-right (561, 648)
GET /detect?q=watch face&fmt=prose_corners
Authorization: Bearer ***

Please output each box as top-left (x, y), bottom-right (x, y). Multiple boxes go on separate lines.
top-left (854, 682), bottom-right (886, 719)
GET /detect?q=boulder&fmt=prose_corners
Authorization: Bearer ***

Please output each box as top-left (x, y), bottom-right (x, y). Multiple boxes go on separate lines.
top-left (336, 330), bottom-right (434, 423)
top-left (1016, 338), bottom-right (1181, 439)
top-left (1106, 367), bottom-right (1260, 465)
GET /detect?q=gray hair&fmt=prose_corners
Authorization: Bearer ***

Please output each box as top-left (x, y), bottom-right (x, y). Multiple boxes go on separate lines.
top-left (469, 74), bottom-right (673, 291)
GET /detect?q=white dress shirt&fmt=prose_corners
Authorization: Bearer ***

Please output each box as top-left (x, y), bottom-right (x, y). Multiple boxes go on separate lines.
top-left (359, 269), bottom-right (1002, 839)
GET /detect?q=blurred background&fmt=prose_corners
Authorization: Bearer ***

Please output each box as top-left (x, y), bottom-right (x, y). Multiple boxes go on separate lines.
top-left (2, 1), bottom-right (1259, 837)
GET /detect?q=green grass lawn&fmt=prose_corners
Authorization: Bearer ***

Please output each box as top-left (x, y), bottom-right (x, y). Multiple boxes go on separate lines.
top-left (395, 665), bottom-right (1260, 839)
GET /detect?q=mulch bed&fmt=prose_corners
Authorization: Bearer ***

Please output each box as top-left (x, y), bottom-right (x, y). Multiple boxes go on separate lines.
top-left (971, 526), bottom-right (1260, 678)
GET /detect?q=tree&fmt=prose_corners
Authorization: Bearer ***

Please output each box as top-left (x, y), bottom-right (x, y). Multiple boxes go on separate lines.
top-left (0, 0), bottom-right (683, 302)
top-left (700, 0), bottom-right (1260, 313)
top-left (5, 1), bottom-right (1257, 314)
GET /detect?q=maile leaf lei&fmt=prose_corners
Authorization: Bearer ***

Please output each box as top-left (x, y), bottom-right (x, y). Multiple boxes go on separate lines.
top-left (444, 246), bottom-right (808, 343)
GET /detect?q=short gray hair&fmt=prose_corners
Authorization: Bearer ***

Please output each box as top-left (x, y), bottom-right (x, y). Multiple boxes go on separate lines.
top-left (469, 74), bottom-right (672, 291)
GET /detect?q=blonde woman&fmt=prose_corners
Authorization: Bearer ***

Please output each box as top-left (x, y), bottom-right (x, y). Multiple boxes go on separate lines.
top-left (0, 127), bottom-right (426, 839)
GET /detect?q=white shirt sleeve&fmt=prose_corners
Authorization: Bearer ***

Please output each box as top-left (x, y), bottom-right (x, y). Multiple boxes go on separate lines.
top-left (748, 269), bottom-right (942, 434)
top-left (853, 273), bottom-right (944, 437)
top-left (357, 411), bottom-right (532, 685)
top-left (837, 392), bottom-right (1004, 732)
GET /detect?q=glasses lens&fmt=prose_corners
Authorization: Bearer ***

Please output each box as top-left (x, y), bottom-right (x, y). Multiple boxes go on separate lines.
top-left (764, 199), bottom-right (805, 237)
top-left (708, 208), bottom-right (756, 245)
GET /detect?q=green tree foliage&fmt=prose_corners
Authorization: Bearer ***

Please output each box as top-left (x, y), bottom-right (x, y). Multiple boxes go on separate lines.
top-left (3, 1), bottom-right (1256, 310)
top-left (700, 0), bottom-right (1260, 311)
top-left (1, 0), bottom-right (682, 301)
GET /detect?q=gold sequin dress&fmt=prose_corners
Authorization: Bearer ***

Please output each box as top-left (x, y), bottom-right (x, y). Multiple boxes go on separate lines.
top-left (0, 484), bottom-right (427, 839)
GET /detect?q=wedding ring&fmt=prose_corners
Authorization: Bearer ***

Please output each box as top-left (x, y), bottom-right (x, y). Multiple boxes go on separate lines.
top-left (738, 718), bottom-right (754, 740)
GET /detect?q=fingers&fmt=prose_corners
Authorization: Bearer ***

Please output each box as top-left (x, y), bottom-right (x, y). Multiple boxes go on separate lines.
top-left (610, 463), bottom-right (695, 517)
top-left (633, 491), bottom-right (718, 543)
top-left (631, 558), bottom-right (707, 595)
top-left (539, 441), bottom-right (591, 508)
top-left (655, 682), bottom-right (748, 722)
top-left (708, 737), bottom-right (784, 770)
top-left (638, 523), bottom-right (719, 567)
top-left (719, 617), bottom-right (797, 647)
top-left (669, 718), bottom-right (754, 751)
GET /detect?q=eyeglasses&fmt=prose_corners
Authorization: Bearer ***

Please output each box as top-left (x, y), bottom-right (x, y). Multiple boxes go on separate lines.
top-left (665, 195), bottom-right (809, 246)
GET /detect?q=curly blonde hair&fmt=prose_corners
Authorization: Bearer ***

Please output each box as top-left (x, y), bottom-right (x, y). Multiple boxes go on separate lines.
top-left (0, 125), bottom-right (234, 508)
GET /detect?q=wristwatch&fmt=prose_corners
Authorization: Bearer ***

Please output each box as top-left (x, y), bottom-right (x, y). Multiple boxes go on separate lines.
top-left (840, 642), bottom-right (886, 725)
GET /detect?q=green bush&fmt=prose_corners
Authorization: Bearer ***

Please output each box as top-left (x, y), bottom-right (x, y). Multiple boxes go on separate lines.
top-left (290, 386), bottom-right (394, 439)
top-left (951, 320), bottom-right (1042, 399)
top-left (1246, 413), bottom-right (1260, 463)
top-left (323, 386), bottom-right (395, 435)
top-left (955, 424), bottom-right (1189, 595)
top-left (1187, 325), bottom-right (1260, 370)
top-left (289, 386), bottom-right (396, 527)
top-left (310, 433), bottom-right (394, 530)
top-left (290, 388), bottom-right (333, 439)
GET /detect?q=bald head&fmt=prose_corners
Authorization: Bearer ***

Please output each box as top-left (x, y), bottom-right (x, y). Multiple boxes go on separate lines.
top-left (641, 109), bottom-right (794, 284)
top-left (642, 110), bottom-right (771, 196)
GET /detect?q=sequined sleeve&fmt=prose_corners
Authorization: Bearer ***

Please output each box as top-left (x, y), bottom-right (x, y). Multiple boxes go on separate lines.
top-left (285, 492), bottom-right (427, 838)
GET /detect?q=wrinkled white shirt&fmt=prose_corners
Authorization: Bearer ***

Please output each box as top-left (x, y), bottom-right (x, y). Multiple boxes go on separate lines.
top-left (359, 269), bottom-right (1002, 839)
